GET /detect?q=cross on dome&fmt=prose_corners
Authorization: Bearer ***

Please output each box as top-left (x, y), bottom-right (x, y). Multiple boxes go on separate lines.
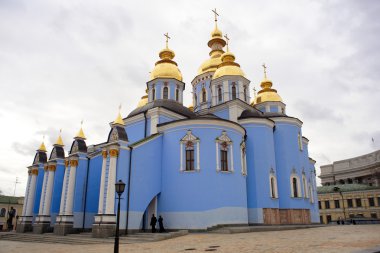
top-left (262, 63), bottom-right (267, 79)
top-left (224, 34), bottom-right (230, 51)
top-left (164, 32), bottom-right (171, 48)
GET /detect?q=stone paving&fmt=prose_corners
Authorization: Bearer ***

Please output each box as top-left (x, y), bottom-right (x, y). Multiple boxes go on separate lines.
top-left (1, 225), bottom-right (380, 253)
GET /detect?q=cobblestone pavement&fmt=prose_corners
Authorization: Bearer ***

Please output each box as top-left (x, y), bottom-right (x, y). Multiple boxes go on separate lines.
top-left (1, 225), bottom-right (380, 253)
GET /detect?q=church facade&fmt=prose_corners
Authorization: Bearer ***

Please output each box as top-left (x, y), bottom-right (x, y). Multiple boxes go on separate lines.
top-left (17, 15), bottom-right (319, 236)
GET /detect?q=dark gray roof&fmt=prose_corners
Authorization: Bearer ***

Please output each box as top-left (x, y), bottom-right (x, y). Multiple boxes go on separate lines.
top-left (49, 146), bottom-right (65, 160)
top-left (33, 151), bottom-right (47, 164)
top-left (107, 126), bottom-right (128, 142)
top-left (69, 139), bottom-right (87, 154)
top-left (198, 113), bottom-right (220, 119)
top-left (127, 99), bottom-right (196, 119)
top-left (238, 109), bottom-right (265, 119)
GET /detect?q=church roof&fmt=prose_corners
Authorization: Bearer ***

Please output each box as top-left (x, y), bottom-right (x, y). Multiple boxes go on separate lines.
top-left (69, 139), bottom-right (87, 154)
top-left (127, 99), bottom-right (196, 119)
top-left (107, 126), bottom-right (128, 142)
top-left (33, 151), bottom-right (47, 164)
top-left (238, 109), bottom-right (265, 119)
top-left (49, 146), bottom-right (65, 160)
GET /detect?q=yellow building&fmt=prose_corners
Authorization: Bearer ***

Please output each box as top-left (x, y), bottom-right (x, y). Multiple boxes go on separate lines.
top-left (317, 184), bottom-right (380, 224)
top-left (0, 196), bottom-right (24, 231)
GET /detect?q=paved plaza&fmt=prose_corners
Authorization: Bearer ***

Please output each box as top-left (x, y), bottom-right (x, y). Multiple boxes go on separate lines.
top-left (1, 225), bottom-right (380, 253)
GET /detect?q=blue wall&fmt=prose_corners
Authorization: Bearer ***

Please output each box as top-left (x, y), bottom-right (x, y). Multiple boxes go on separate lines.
top-left (33, 163), bottom-right (45, 216)
top-left (50, 159), bottom-right (65, 225)
top-left (73, 154), bottom-right (88, 228)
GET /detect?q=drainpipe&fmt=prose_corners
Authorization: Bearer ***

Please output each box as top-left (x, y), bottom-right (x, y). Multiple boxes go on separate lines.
top-left (144, 111), bottom-right (147, 138)
top-left (82, 157), bottom-right (90, 230)
top-left (125, 146), bottom-right (133, 235)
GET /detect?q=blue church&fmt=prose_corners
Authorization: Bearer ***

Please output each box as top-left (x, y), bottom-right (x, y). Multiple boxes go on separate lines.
top-left (17, 14), bottom-right (319, 236)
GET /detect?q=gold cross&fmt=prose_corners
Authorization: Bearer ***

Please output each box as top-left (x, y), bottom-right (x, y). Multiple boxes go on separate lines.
top-left (224, 34), bottom-right (230, 51)
top-left (262, 63), bottom-right (267, 79)
top-left (212, 8), bottom-right (219, 22)
top-left (118, 103), bottom-right (122, 112)
top-left (164, 32), bottom-right (170, 48)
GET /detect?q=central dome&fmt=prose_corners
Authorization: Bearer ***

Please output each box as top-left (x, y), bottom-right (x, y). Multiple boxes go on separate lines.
top-left (212, 51), bottom-right (245, 80)
top-left (150, 46), bottom-right (183, 81)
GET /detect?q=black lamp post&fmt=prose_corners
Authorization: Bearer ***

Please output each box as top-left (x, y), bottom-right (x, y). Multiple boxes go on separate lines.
top-left (114, 179), bottom-right (126, 253)
top-left (333, 186), bottom-right (346, 221)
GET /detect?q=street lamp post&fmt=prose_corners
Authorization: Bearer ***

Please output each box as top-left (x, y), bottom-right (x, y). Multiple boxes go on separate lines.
top-left (333, 186), bottom-right (346, 221)
top-left (114, 179), bottom-right (126, 253)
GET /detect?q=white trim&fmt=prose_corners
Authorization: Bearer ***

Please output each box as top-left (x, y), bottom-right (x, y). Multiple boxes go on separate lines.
top-left (269, 174), bottom-right (278, 198)
top-left (124, 114), bottom-right (145, 125)
top-left (215, 142), bottom-right (220, 171)
top-left (290, 173), bottom-right (302, 198)
top-left (302, 174), bottom-right (308, 198)
top-left (180, 142), bottom-right (183, 171)
top-left (158, 119), bottom-right (245, 135)
top-left (146, 106), bottom-right (187, 120)
top-left (240, 142), bottom-right (247, 176)
top-left (161, 85), bottom-right (169, 100)
top-left (238, 118), bottom-right (275, 128)
top-left (216, 131), bottom-right (233, 173)
top-left (270, 117), bottom-right (303, 128)
top-left (180, 130), bottom-right (200, 172)
top-left (131, 133), bottom-right (162, 149)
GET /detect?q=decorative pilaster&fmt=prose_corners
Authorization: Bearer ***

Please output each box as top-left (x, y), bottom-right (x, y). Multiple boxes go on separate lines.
top-left (98, 150), bottom-right (108, 214)
top-left (105, 149), bottom-right (118, 214)
top-left (43, 164), bottom-right (56, 215)
top-left (59, 160), bottom-right (70, 215)
top-left (65, 159), bottom-right (78, 215)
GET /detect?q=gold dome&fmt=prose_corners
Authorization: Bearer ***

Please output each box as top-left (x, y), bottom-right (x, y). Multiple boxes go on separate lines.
top-left (75, 122), bottom-right (86, 140)
top-left (254, 64), bottom-right (282, 104)
top-left (197, 13), bottom-right (226, 76)
top-left (188, 104), bottom-right (194, 112)
top-left (55, 130), bottom-right (64, 146)
top-left (137, 94), bottom-right (148, 108)
top-left (212, 51), bottom-right (245, 80)
top-left (150, 35), bottom-right (183, 82)
top-left (38, 141), bottom-right (47, 152)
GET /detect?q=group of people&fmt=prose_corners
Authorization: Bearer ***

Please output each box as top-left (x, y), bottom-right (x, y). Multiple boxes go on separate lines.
top-left (150, 214), bottom-right (165, 233)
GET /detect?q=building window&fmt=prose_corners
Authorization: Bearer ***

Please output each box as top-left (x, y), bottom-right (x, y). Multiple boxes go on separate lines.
top-left (325, 200), bottom-right (330, 209)
top-left (218, 87), bottom-right (222, 102)
top-left (349, 213), bottom-right (355, 218)
top-left (319, 216), bottom-right (323, 224)
top-left (240, 142), bottom-right (247, 175)
top-left (369, 198), bottom-right (375, 207)
top-left (371, 213), bottom-right (377, 219)
top-left (152, 88), bottom-right (156, 100)
top-left (202, 88), bottom-right (206, 103)
top-left (232, 83), bottom-right (237, 99)
top-left (298, 133), bottom-right (303, 151)
top-left (194, 94), bottom-right (197, 105)
top-left (290, 173), bottom-right (301, 198)
top-left (215, 131), bottom-right (233, 172)
top-left (356, 198), bottom-right (362, 207)
top-left (326, 215), bottom-right (332, 223)
top-left (175, 88), bottom-right (179, 102)
top-left (180, 130), bottom-right (200, 172)
top-left (318, 201), bottom-right (322, 209)
top-left (334, 200), bottom-right (340, 208)
top-left (302, 174), bottom-right (308, 198)
top-left (269, 174), bottom-right (278, 199)
top-left (243, 86), bottom-right (247, 102)
top-left (163, 86), bottom-right (169, 99)
top-left (0, 208), bottom-right (5, 217)
top-left (347, 199), bottom-right (353, 208)
top-left (185, 142), bottom-right (195, 171)
top-left (220, 148), bottom-right (228, 171)
top-left (377, 197), bottom-right (380, 206)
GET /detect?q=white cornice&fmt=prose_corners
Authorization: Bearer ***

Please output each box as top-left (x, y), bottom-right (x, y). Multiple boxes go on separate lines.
top-left (146, 107), bottom-right (187, 120)
top-left (157, 119), bottom-right (245, 135)
top-left (270, 117), bottom-right (303, 128)
top-left (124, 113), bottom-right (145, 125)
top-left (238, 118), bottom-right (275, 128)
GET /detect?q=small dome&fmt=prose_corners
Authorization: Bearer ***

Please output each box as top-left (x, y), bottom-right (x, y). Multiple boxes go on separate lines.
top-left (212, 51), bottom-right (245, 80)
top-left (211, 26), bottom-right (222, 38)
top-left (255, 65), bottom-right (283, 104)
top-left (137, 94), bottom-right (148, 108)
top-left (239, 109), bottom-right (264, 119)
top-left (150, 42), bottom-right (183, 81)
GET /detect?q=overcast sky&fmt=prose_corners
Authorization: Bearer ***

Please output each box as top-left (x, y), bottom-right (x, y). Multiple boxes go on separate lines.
top-left (0, 0), bottom-right (379, 196)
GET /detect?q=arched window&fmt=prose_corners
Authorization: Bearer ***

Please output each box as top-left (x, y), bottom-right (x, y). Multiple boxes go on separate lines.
top-left (220, 142), bottom-right (228, 171)
top-left (302, 174), bottom-right (308, 198)
top-left (152, 88), bottom-right (156, 100)
top-left (163, 87), bottom-right (168, 99)
top-left (194, 94), bottom-right (197, 105)
top-left (298, 132), bottom-right (303, 151)
top-left (240, 142), bottom-right (247, 175)
top-left (216, 131), bottom-right (233, 172)
top-left (244, 86), bottom-right (247, 102)
top-left (185, 141), bottom-right (194, 171)
top-left (269, 169), bottom-right (278, 198)
top-left (218, 87), bottom-right (222, 102)
top-left (175, 88), bottom-right (179, 102)
top-left (202, 88), bottom-right (206, 103)
top-left (292, 178), bottom-right (298, 197)
top-left (271, 177), bottom-right (276, 198)
top-left (180, 130), bottom-right (200, 171)
top-left (232, 84), bottom-right (237, 100)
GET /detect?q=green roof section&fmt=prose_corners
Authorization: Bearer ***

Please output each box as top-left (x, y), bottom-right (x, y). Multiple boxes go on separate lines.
top-left (317, 184), bottom-right (380, 194)
top-left (129, 133), bottom-right (161, 148)
top-left (0, 195), bottom-right (23, 204)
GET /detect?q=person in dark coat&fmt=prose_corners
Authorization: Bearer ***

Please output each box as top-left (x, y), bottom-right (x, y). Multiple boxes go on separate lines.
top-left (150, 214), bottom-right (157, 233)
top-left (158, 215), bottom-right (166, 233)
top-left (7, 207), bottom-right (15, 231)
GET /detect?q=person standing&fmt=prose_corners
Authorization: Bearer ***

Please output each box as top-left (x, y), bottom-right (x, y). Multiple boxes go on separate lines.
top-left (158, 215), bottom-right (166, 233)
top-left (150, 214), bottom-right (157, 233)
top-left (7, 207), bottom-right (15, 231)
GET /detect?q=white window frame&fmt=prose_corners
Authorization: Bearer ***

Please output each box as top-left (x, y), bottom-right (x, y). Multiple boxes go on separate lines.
top-left (302, 172), bottom-right (309, 198)
top-left (179, 130), bottom-right (200, 172)
top-left (290, 169), bottom-right (301, 198)
top-left (215, 131), bottom-right (234, 172)
top-left (240, 141), bottom-right (247, 176)
top-left (269, 168), bottom-right (278, 199)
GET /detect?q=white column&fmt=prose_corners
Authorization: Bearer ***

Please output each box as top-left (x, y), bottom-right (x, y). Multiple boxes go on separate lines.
top-left (216, 142), bottom-right (220, 171)
top-left (59, 162), bottom-right (70, 215)
top-left (25, 167), bottom-right (38, 216)
top-left (65, 159), bottom-right (78, 215)
top-left (196, 142), bottom-right (200, 171)
top-left (98, 151), bottom-right (108, 214)
top-left (22, 171), bottom-right (32, 216)
top-left (39, 168), bottom-right (48, 215)
top-left (179, 143), bottom-right (183, 171)
top-left (151, 114), bottom-right (159, 134)
top-left (43, 165), bottom-right (56, 216)
top-left (223, 81), bottom-right (229, 102)
top-left (105, 149), bottom-right (118, 214)
top-left (230, 144), bottom-right (234, 172)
